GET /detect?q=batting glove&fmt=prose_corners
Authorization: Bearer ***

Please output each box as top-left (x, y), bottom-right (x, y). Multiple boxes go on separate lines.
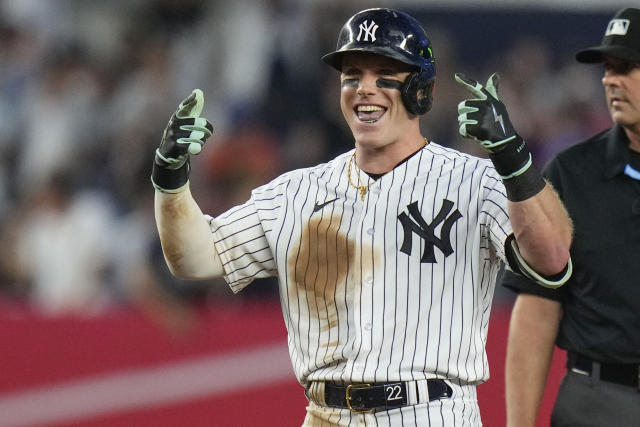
top-left (151, 89), bottom-right (213, 193)
top-left (455, 72), bottom-right (544, 201)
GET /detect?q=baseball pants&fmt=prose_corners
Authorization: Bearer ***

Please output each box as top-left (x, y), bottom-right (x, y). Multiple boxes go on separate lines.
top-left (551, 369), bottom-right (640, 427)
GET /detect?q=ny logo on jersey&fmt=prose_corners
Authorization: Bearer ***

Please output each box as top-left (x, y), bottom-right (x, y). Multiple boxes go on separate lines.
top-left (398, 199), bottom-right (462, 263)
top-left (357, 20), bottom-right (379, 42)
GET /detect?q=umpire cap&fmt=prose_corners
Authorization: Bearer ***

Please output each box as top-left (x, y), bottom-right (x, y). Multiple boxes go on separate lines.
top-left (576, 8), bottom-right (640, 63)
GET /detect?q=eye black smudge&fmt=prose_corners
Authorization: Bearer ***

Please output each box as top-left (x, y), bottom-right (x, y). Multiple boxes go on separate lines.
top-left (376, 78), bottom-right (403, 90)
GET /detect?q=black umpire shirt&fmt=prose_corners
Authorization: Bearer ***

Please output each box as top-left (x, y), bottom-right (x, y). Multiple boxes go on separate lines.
top-left (501, 125), bottom-right (640, 364)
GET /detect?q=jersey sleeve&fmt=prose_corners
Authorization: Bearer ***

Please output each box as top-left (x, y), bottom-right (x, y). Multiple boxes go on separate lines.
top-left (207, 198), bottom-right (277, 293)
top-left (480, 166), bottom-right (513, 264)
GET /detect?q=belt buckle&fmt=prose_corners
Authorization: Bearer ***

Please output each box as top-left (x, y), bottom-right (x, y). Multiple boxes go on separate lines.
top-left (345, 383), bottom-right (375, 413)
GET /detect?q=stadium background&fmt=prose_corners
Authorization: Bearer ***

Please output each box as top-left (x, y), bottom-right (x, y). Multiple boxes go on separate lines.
top-left (0, 0), bottom-right (625, 426)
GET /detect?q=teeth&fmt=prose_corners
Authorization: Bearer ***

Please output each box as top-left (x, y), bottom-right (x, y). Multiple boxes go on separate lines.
top-left (357, 105), bottom-right (383, 112)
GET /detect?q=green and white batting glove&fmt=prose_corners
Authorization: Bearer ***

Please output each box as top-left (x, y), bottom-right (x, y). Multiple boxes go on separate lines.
top-left (455, 72), bottom-right (545, 201)
top-left (151, 89), bottom-right (213, 193)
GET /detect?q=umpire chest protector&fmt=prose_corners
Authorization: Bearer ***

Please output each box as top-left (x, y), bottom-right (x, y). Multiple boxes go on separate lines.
top-left (321, 8), bottom-right (436, 115)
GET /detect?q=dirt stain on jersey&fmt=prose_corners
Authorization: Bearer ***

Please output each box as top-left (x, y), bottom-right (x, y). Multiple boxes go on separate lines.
top-left (288, 212), bottom-right (378, 354)
top-left (289, 215), bottom-right (353, 334)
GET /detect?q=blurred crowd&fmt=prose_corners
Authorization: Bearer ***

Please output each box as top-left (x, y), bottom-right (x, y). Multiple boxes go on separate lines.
top-left (0, 0), bottom-right (612, 321)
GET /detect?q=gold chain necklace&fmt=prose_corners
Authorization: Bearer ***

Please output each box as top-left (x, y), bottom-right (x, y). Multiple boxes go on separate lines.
top-left (347, 138), bottom-right (429, 201)
top-left (347, 152), bottom-right (371, 201)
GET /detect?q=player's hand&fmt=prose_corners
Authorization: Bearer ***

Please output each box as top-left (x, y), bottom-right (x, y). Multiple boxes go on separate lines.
top-left (156, 89), bottom-right (213, 169)
top-left (455, 72), bottom-right (518, 153)
top-left (152, 89), bottom-right (213, 192)
top-left (454, 72), bottom-right (546, 201)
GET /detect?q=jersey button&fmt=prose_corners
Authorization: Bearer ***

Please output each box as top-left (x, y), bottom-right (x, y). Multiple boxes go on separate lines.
top-left (366, 228), bottom-right (374, 235)
top-left (364, 323), bottom-right (372, 331)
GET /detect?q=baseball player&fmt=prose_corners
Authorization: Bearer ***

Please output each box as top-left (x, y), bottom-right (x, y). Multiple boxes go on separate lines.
top-left (152, 8), bottom-right (572, 426)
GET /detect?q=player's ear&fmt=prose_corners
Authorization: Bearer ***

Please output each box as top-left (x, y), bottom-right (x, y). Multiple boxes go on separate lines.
top-left (401, 69), bottom-right (434, 115)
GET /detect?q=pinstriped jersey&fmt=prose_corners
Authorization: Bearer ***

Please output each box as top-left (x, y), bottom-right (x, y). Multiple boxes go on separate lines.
top-left (209, 142), bottom-right (512, 386)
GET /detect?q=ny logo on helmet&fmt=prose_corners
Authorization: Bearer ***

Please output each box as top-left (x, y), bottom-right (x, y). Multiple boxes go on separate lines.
top-left (357, 20), bottom-right (379, 42)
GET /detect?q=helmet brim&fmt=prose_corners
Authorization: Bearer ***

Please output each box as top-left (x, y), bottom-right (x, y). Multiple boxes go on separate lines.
top-left (321, 47), bottom-right (423, 72)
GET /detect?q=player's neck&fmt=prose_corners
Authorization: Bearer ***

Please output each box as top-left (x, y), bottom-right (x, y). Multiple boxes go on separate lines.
top-left (355, 136), bottom-right (428, 174)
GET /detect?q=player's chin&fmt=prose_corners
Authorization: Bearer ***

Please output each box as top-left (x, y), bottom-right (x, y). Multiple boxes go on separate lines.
top-left (350, 125), bottom-right (383, 144)
top-left (350, 115), bottom-right (387, 134)
top-left (351, 128), bottom-right (387, 148)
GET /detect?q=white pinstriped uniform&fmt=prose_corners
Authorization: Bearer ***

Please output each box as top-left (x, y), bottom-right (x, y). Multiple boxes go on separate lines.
top-left (208, 142), bottom-right (513, 426)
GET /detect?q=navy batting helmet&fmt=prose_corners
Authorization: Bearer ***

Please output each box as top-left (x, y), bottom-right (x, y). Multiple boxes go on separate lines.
top-left (322, 8), bottom-right (436, 115)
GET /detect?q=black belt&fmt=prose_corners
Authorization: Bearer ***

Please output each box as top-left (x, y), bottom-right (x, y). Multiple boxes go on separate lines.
top-left (568, 352), bottom-right (640, 389)
top-left (323, 380), bottom-right (452, 413)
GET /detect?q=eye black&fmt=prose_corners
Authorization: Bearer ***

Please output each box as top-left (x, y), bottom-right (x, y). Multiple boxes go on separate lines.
top-left (376, 78), bottom-right (403, 90)
top-left (342, 78), bottom-right (358, 88)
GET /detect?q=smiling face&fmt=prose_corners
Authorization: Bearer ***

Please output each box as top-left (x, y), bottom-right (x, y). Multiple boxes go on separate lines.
top-left (339, 52), bottom-right (422, 156)
top-left (602, 56), bottom-right (640, 133)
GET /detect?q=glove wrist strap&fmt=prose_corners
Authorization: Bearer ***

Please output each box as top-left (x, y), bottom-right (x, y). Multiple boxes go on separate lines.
top-left (487, 135), bottom-right (529, 174)
top-left (151, 158), bottom-right (190, 193)
top-left (499, 165), bottom-right (546, 202)
top-left (488, 136), bottom-right (545, 201)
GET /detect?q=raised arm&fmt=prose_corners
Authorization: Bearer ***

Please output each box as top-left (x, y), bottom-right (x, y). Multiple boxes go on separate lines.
top-left (151, 89), bottom-right (224, 280)
top-left (506, 185), bottom-right (571, 275)
top-left (456, 73), bottom-right (572, 279)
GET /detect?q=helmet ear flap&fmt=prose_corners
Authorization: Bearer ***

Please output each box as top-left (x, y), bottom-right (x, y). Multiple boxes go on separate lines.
top-left (401, 69), bottom-right (435, 115)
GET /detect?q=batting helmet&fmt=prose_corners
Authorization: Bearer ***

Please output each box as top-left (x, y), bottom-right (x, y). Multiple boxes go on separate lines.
top-left (322, 8), bottom-right (436, 115)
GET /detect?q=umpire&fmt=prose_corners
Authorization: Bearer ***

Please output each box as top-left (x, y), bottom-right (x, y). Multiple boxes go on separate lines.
top-left (501, 7), bottom-right (640, 427)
